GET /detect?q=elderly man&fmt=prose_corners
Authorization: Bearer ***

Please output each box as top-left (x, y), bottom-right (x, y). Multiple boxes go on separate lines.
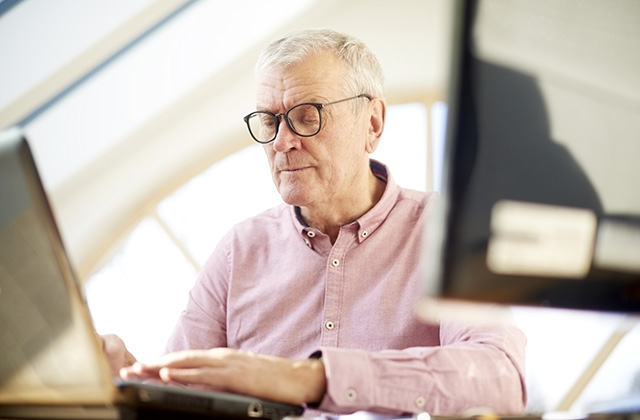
top-left (108, 29), bottom-right (526, 415)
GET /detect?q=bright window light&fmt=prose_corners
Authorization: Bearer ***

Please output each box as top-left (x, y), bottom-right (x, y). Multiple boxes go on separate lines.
top-left (85, 217), bottom-right (198, 360)
top-left (157, 145), bottom-right (282, 267)
top-left (372, 102), bottom-right (428, 191)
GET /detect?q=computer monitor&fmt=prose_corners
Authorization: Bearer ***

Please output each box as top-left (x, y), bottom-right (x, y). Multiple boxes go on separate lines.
top-left (420, 0), bottom-right (640, 315)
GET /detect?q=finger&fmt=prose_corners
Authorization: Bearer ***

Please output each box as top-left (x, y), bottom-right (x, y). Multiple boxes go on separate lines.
top-left (124, 350), bottom-right (137, 367)
top-left (158, 366), bottom-right (232, 391)
top-left (120, 362), bottom-right (161, 381)
top-left (141, 349), bottom-right (231, 370)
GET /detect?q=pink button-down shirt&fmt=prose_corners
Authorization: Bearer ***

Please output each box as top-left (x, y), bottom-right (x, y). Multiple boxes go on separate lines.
top-left (166, 161), bottom-right (526, 415)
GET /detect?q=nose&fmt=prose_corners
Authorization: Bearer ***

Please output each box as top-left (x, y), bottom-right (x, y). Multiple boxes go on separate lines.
top-left (272, 116), bottom-right (301, 153)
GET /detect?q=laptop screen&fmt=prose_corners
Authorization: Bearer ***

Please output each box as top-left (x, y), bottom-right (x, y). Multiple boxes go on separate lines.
top-left (0, 128), bottom-right (113, 404)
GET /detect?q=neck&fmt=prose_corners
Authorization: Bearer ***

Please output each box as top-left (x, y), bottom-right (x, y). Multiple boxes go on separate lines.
top-left (300, 170), bottom-right (385, 244)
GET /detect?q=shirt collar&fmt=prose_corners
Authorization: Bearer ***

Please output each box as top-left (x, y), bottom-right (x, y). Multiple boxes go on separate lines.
top-left (290, 159), bottom-right (401, 244)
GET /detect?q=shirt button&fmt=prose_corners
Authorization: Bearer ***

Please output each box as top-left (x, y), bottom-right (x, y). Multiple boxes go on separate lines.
top-left (325, 321), bottom-right (335, 330)
top-left (331, 258), bottom-right (340, 267)
top-left (415, 396), bottom-right (426, 408)
top-left (345, 388), bottom-right (357, 401)
top-left (361, 230), bottom-right (368, 238)
top-left (306, 230), bottom-right (315, 238)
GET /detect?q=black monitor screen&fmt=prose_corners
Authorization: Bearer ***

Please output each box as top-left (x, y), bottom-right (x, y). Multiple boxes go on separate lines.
top-left (421, 0), bottom-right (640, 314)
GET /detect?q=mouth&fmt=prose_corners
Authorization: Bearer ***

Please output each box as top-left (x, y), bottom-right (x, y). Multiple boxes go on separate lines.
top-left (279, 166), bottom-right (311, 174)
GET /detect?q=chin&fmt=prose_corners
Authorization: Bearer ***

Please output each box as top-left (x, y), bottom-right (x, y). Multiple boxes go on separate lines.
top-left (278, 189), bottom-right (309, 207)
top-left (280, 195), bottom-right (304, 207)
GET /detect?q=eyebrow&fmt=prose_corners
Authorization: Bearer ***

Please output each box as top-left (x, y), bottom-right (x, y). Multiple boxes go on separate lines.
top-left (255, 96), bottom-right (329, 113)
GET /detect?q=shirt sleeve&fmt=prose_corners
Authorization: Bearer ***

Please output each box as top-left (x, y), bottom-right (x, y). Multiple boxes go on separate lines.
top-left (316, 315), bottom-right (527, 415)
top-left (165, 237), bottom-right (230, 353)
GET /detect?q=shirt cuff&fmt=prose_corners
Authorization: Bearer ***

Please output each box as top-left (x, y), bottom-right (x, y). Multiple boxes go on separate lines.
top-left (311, 346), bottom-right (375, 414)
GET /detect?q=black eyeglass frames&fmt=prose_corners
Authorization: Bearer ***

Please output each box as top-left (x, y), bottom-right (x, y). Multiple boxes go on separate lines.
top-left (243, 94), bottom-right (372, 144)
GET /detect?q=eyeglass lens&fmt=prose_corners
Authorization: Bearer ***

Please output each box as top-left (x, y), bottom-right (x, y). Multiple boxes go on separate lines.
top-left (246, 103), bottom-right (321, 143)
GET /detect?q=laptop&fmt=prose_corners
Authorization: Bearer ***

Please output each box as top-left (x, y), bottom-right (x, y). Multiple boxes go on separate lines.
top-left (0, 127), bottom-right (304, 420)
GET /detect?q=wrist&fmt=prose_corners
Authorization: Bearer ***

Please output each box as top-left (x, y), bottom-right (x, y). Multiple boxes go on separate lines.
top-left (297, 358), bottom-right (326, 405)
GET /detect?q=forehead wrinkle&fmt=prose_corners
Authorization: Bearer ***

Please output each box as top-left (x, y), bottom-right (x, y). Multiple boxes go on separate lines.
top-left (257, 76), bottom-right (332, 112)
top-left (256, 51), bottom-right (349, 112)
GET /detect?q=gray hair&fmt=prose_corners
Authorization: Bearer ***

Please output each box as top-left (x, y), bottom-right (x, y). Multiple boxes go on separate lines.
top-left (256, 28), bottom-right (385, 99)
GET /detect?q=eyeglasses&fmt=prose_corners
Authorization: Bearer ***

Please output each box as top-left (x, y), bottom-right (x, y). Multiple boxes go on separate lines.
top-left (243, 94), bottom-right (372, 144)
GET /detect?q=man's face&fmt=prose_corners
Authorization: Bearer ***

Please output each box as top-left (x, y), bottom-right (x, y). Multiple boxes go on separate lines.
top-left (257, 51), bottom-right (375, 210)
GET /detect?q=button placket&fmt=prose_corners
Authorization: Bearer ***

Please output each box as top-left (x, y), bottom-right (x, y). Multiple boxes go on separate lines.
top-left (321, 232), bottom-right (349, 347)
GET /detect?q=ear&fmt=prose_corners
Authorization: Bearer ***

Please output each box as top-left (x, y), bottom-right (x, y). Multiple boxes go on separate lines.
top-left (365, 98), bottom-right (386, 154)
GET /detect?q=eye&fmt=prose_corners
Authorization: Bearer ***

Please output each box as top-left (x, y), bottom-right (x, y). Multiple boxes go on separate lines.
top-left (259, 113), bottom-right (276, 127)
top-left (290, 105), bottom-right (319, 127)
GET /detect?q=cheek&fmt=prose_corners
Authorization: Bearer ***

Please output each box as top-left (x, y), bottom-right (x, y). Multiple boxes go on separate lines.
top-left (262, 147), bottom-right (279, 181)
top-left (263, 146), bottom-right (275, 166)
top-left (317, 125), bottom-right (366, 172)
top-left (338, 126), bottom-right (369, 159)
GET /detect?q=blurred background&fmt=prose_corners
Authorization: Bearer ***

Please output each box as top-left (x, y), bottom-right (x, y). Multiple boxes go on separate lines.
top-left (1, 0), bottom-right (638, 415)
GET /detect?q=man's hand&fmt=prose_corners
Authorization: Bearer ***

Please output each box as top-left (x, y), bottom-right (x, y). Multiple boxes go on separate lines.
top-left (99, 334), bottom-right (137, 377)
top-left (120, 348), bottom-right (326, 406)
